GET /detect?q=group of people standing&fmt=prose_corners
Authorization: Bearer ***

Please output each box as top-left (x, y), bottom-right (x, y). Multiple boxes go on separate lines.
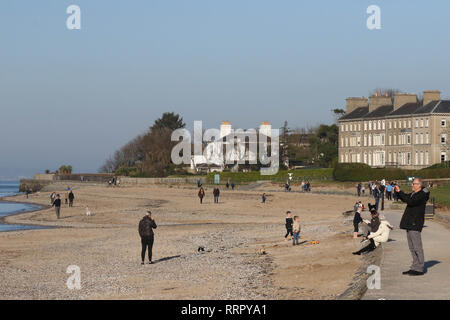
top-left (50, 188), bottom-right (75, 219)
top-left (284, 211), bottom-right (301, 245)
top-left (356, 180), bottom-right (405, 211)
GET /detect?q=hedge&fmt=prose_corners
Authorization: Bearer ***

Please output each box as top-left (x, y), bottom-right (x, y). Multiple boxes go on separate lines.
top-left (333, 163), bottom-right (450, 182)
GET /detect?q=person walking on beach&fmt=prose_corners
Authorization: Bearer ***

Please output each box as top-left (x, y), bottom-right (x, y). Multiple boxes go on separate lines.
top-left (284, 211), bottom-right (293, 241)
top-left (395, 179), bottom-right (429, 276)
top-left (198, 187), bottom-right (205, 204)
top-left (231, 182), bottom-right (235, 190)
top-left (357, 183), bottom-right (362, 197)
top-left (262, 193), bottom-right (266, 204)
top-left (213, 187), bottom-right (220, 203)
top-left (52, 194), bottom-right (62, 219)
top-left (292, 216), bottom-right (301, 246)
top-left (68, 190), bottom-right (75, 207)
top-left (373, 184), bottom-right (381, 210)
top-left (138, 211), bottom-right (157, 265)
top-left (361, 184), bottom-right (365, 196)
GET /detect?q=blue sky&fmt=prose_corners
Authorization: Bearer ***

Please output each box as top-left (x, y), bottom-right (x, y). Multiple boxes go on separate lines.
top-left (1, 0), bottom-right (450, 178)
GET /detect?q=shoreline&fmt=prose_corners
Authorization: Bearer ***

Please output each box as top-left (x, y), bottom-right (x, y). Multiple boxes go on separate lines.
top-left (0, 197), bottom-right (54, 232)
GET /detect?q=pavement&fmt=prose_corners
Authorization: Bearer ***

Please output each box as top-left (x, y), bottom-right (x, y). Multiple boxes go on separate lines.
top-left (363, 208), bottom-right (450, 300)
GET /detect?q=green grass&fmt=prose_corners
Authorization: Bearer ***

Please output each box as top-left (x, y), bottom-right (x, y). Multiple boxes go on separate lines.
top-left (430, 186), bottom-right (450, 208)
top-left (205, 168), bottom-right (333, 184)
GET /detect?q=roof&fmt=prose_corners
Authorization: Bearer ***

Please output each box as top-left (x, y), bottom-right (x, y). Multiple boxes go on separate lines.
top-left (433, 100), bottom-right (450, 113)
top-left (339, 106), bottom-right (369, 120)
top-left (413, 101), bottom-right (440, 114)
top-left (339, 100), bottom-right (450, 122)
top-left (387, 102), bottom-right (421, 117)
top-left (363, 105), bottom-right (393, 119)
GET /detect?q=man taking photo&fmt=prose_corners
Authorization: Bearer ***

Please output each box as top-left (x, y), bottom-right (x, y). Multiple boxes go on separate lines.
top-left (394, 178), bottom-right (430, 276)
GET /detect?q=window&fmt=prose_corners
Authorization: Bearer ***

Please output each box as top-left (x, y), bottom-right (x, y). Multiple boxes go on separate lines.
top-left (382, 120), bottom-right (385, 130)
top-left (442, 152), bottom-right (447, 162)
top-left (369, 122), bottom-right (372, 130)
top-left (345, 124), bottom-right (348, 131)
top-left (363, 135), bottom-right (367, 146)
top-left (388, 135), bottom-right (392, 145)
top-left (346, 137), bottom-right (349, 147)
top-left (364, 122), bottom-right (367, 130)
top-left (403, 120), bottom-right (407, 128)
top-left (368, 134), bottom-right (372, 146)
top-left (425, 152), bottom-right (429, 165)
top-left (407, 134), bottom-right (411, 144)
top-left (420, 133), bottom-right (424, 144)
top-left (399, 121), bottom-right (402, 129)
top-left (442, 134), bottom-right (447, 144)
top-left (393, 135), bottom-right (397, 145)
top-left (425, 119), bottom-right (429, 127)
top-left (357, 153), bottom-right (361, 163)
top-left (357, 136), bottom-right (361, 146)
top-left (415, 119), bottom-right (419, 128)
top-left (415, 152), bottom-right (418, 165)
top-left (407, 152), bottom-right (411, 165)
top-left (408, 120), bottom-right (411, 128)
top-left (420, 152), bottom-right (424, 165)
top-left (426, 133), bottom-right (429, 144)
top-left (394, 121), bottom-right (397, 129)
top-left (388, 152), bottom-right (392, 163)
top-left (358, 123), bottom-right (361, 131)
top-left (389, 121), bottom-right (392, 129)
top-left (341, 154), bottom-right (344, 162)
top-left (393, 152), bottom-right (397, 164)
top-left (364, 152), bottom-right (368, 164)
top-left (415, 133), bottom-right (418, 144)
top-left (341, 138), bottom-right (344, 147)
top-left (341, 125), bottom-right (344, 132)
top-left (378, 120), bottom-right (381, 130)
top-left (345, 153), bottom-right (349, 163)
top-left (420, 119), bottom-right (424, 127)
top-left (442, 119), bottom-right (447, 127)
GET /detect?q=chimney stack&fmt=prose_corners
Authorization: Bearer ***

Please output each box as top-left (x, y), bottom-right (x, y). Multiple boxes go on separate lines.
top-left (369, 95), bottom-right (392, 113)
top-left (345, 97), bottom-right (368, 114)
top-left (393, 93), bottom-right (417, 110)
top-left (423, 90), bottom-right (441, 106)
top-left (220, 121), bottom-right (232, 138)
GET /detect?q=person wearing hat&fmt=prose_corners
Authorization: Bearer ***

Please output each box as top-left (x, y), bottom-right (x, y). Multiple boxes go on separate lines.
top-left (138, 211), bottom-right (157, 265)
top-left (394, 178), bottom-right (430, 276)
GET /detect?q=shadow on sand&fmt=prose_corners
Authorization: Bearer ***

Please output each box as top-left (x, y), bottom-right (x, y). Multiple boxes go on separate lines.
top-left (153, 255), bottom-right (181, 264)
top-left (424, 260), bottom-right (441, 273)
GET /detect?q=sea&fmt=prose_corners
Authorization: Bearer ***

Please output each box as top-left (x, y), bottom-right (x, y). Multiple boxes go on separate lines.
top-left (0, 180), bottom-right (49, 232)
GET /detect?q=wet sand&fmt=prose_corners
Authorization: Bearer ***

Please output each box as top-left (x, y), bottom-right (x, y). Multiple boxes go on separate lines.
top-left (0, 183), bottom-right (363, 299)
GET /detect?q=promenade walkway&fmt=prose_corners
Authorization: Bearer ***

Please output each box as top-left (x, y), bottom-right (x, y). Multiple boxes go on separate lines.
top-left (363, 210), bottom-right (450, 300)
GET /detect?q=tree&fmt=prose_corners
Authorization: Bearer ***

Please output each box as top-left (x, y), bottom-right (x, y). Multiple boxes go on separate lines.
top-left (59, 165), bottom-right (73, 174)
top-left (308, 124), bottom-right (339, 167)
top-left (332, 108), bottom-right (346, 123)
top-left (151, 112), bottom-right (185, 131)
top-left (99, 112), bottom-right (186, 177)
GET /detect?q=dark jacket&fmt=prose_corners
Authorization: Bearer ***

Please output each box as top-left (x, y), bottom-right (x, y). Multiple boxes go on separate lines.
top-left (213, 188), bottom-right (220, 196)
top-left (285, 217), bottom-right (293, 229)
top-left (353, 212), bottom-right (363, 225)
top-left (68, 192), bottom-right (74, 200)
top-left (368, 216), bottom-right (380, 232)
top-left (398, 189), bottom-right (429, 232)
top-left (139, 216), bottom-right (157, 238)
top-left (52, 199), bottom-right (61, 208)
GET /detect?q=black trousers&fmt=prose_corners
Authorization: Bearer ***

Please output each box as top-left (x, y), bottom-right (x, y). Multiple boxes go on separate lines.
top-left (141, 236), bottom-right (154, 262)
top-left (285, 228), bottom-right (293, 238)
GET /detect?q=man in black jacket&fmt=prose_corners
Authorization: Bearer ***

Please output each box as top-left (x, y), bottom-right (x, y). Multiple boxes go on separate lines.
top-left (394, 178), bottom-right (430, 276)
top-left (52, 194), bottom-right (62, 219)
top-left (138, 211), bottom-right (157, 265)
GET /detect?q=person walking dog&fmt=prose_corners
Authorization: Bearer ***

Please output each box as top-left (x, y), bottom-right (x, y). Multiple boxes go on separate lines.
top-left (138, 211), bottom-right (157, 265)
top-left (394, 178), bottom-right (429, 276)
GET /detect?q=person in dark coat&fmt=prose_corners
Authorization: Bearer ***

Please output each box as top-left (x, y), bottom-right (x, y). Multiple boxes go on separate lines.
top-left (353, 206), bottom-right (363, 238)
top-left (198, 187), bottom-right (205, 204)
top-left (138, 211), bottom-right (157, 264)
top-left (395, 179), bottom-right (430, 276)
top-left (52, 194), bottom-right (62, 219)
top-left (68, 190), bottom-right (75, 207)
top-left (213, 187), bottom-right (220, 203)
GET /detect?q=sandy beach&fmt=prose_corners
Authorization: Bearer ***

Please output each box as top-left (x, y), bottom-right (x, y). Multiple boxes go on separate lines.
top-left (0, 182), bottom-right (364, 299)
